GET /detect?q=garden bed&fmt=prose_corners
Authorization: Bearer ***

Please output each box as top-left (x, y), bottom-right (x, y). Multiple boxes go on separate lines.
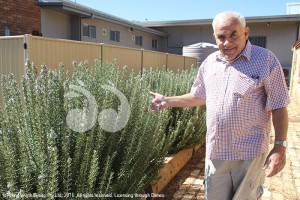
top-left (150, 144), bottom-right (202, 194)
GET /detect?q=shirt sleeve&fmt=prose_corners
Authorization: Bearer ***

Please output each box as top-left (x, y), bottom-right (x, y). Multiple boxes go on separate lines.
top-left (265, 53), bottom-right (290, 111)
top-left (190, 62), bottom-right (206, 100)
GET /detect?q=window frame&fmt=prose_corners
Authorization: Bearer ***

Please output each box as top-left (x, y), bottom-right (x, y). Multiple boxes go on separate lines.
top-left (110, 30), bottom-right (120, 42)
top-left (135, 36), bottom-right (143, 46)
top-left (152, 39), bottom-right (158, 49)
top-left (89, 25), bottom-right (96, 38)
top-left (82, 24), bottom-right (96, 38)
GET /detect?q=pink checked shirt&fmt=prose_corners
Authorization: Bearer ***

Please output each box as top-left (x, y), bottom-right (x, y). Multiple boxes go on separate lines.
top-left (191, 41), bottom-right (290, 160)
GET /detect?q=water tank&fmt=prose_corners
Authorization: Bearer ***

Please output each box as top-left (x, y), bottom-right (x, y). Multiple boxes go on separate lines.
top-left (183, 42), bottom-right (218, 67)
top-left (287, 3), bottom-right (300, 14)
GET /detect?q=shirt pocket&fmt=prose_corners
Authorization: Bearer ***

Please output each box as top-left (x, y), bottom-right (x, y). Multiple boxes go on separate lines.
top-left (233, 74), bottom-right (261, 97)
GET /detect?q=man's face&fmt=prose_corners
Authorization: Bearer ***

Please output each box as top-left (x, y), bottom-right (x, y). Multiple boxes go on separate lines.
top-left (214, 17), bottom-right (249, 61)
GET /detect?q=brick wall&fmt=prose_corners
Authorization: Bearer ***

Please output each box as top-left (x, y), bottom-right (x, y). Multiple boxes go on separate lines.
top-left (0, 0), bottom-right (41, 36)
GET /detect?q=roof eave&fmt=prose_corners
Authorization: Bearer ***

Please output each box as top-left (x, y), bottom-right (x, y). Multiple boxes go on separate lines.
top-left (293, 39), bottom-right (300, 49)
top-left (92, 15), bottom-right (168, 37)
top-left (140, 14), bottom-right (300, 27)
top-left (138, 19), bottom-right (212, 27)
top-left (38, 0), bottom-right (168, 37)
top-left (246, 14), bottom-right (300, 23)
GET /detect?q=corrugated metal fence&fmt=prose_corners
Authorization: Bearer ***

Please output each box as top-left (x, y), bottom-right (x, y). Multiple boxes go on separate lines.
top-left (0, 36), bottom-right (26, 106)
top-left (0, 34), bottom-right (196, 105)
top-left (0, 35), bottom-right (26, 83)
top-left (1, 34), bottom-right (196, 74)
top-left (26, 35), bottom-right (102, 72)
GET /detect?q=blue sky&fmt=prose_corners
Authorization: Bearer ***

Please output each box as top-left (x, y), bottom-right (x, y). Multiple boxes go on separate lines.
top-left (72, 0), bottom-right (300, 22)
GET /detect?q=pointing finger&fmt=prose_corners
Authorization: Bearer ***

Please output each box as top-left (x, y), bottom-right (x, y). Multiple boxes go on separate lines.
top-left (150, 91), bottom-right (157, 97)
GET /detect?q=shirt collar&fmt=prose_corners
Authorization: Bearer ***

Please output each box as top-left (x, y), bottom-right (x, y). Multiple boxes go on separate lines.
top-left (240, 40), bottom-right (252, 61)
top-left (216, 40), bottom-right (252, 62)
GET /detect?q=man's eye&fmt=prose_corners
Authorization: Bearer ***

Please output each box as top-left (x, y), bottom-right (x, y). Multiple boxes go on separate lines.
top-left (218, 36), bottom-right (225, 40)
top-left (231, 33), bottom-right (239, 39)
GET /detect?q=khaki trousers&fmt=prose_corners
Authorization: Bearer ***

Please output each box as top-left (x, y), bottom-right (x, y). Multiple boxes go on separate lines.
top-left (205, 153), bottom-right (267, 200)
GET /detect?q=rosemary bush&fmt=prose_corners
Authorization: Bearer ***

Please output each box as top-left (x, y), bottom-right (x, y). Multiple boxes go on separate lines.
top-left (0, 61), bottom-right (205, 199)
top-left (145, 68), bottom-right (206, 154)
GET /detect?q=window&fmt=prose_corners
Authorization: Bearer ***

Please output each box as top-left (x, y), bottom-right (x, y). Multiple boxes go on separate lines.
top-left (249, 36), bottom-right (266, 48)
top-left (83, 24), bottom-right (89, 37)
top-left (135, 36), bottom-right (143, 46)
top-left (90, 26), bottom-right (96, 38)
top-left (110, 30), bottom-right (120, 42)
top-left (83, 24), bottom-right (96, 38)
top-left (152, 39), bottom-right (158, 49)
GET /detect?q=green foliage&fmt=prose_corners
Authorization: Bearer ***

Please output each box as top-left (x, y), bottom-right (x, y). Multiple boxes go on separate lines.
top-left (145, 67), bottom-right (206, 153)
top-left (0, 61), bottom-right (206, 199)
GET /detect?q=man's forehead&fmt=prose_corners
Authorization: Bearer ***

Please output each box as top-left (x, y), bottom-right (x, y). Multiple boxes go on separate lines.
top-left (214, 30), bottom-right (238, 36)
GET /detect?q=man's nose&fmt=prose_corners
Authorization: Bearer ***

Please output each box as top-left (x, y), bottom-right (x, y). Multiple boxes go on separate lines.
top-left (223, 37), bottom-right (233, 45)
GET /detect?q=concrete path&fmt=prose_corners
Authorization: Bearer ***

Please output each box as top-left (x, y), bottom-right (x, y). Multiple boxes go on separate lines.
top-left (170, 98), bottom-right (300, 200)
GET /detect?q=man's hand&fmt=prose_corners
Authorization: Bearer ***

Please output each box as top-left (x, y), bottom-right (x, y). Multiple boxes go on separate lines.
top-left (150, 92), bottom-right (168, 112)
top-left (263, 145), bottom-right (286, 177)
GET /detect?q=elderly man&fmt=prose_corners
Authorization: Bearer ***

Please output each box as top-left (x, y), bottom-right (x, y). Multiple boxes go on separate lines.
top-left (151, 11), bottom-right (289, 200)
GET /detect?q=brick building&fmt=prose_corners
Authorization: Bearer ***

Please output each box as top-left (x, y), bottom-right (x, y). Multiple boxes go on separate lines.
top-left (0, 0), bottom-right (41, 36)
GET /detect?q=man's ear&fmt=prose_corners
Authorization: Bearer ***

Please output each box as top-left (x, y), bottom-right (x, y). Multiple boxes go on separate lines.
top-left (245, 27), bottom-right (250, 39)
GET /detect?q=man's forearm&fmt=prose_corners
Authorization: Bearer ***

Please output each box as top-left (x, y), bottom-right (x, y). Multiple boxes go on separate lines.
top-left (272, 107), bottom-right (288, 141)
top-left (164, 93), bottom-right (205, 108)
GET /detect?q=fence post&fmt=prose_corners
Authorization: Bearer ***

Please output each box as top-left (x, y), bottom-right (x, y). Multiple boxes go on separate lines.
top-left (24, 34), bottom-right (29, 66)
top-left (141, 48), bottom-right (144, 76)
top-left (166, 53), bottom-right (169, 71)
top-left (100, 43), bottom-right (104, 65)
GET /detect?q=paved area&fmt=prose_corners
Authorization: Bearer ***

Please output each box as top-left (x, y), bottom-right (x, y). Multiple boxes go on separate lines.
top-left (169, 97), bottom-right (300, 200)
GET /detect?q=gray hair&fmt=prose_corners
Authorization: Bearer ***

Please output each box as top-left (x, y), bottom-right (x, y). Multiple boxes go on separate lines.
top-left (212, 11), bottom-right (246, 33)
